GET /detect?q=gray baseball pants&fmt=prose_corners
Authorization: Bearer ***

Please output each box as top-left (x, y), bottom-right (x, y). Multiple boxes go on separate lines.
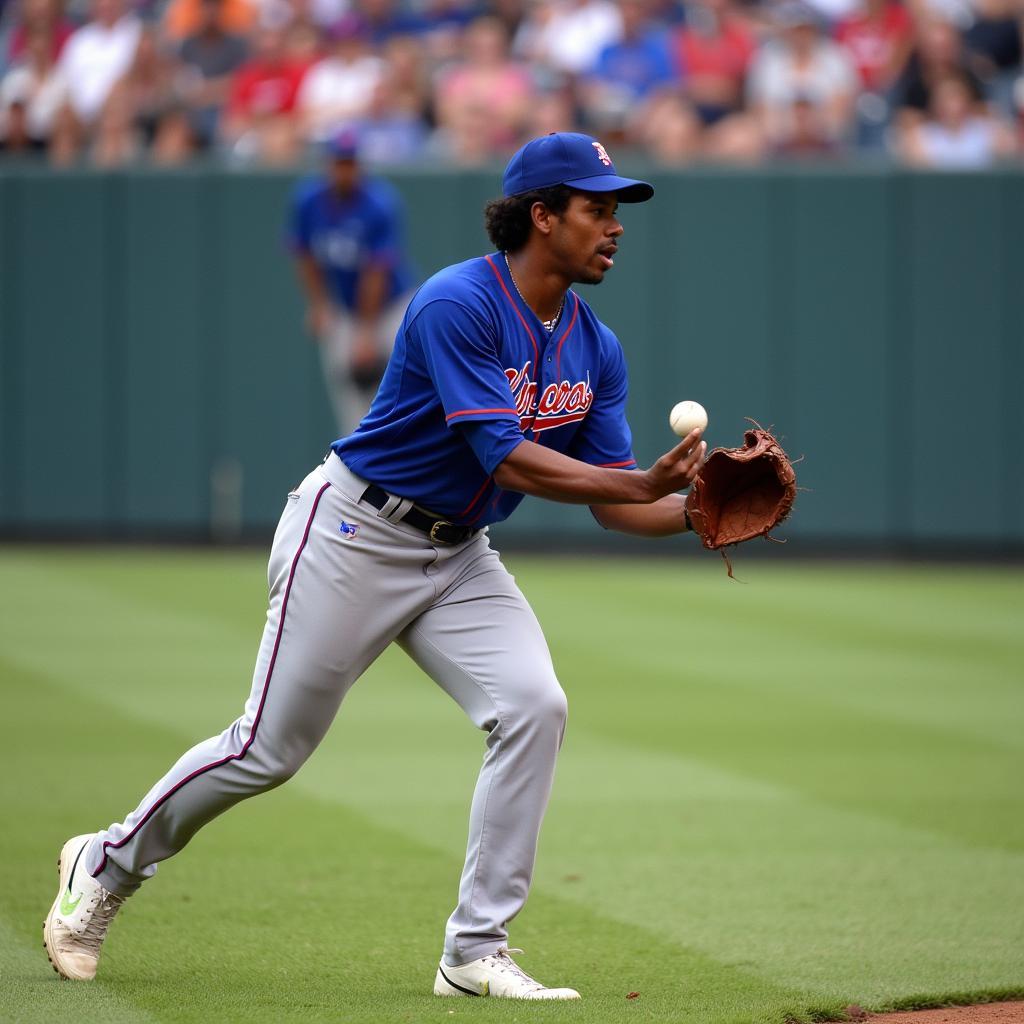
top-left (320, 296), bottom-right (410, 435)
top-left (84, 454), bottom-right (568, 966)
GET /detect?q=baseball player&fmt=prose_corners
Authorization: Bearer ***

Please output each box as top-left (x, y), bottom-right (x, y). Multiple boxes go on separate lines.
top-left (44, 132), bottom-right (706, 1000)
top-left (290, 127), bottom-right (415, 434)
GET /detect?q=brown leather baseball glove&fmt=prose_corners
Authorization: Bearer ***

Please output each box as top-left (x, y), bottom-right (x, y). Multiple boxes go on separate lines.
top-left (685, 427), bottom-right (797, 576)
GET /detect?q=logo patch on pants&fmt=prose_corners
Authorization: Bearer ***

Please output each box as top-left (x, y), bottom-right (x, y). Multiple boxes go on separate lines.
top-left (339, 521), bottom-right (360, 540)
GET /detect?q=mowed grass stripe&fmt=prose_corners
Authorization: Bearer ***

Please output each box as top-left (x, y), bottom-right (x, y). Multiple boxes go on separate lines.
top-left (2, 662), bottom-right (840, 1024)
top-left (557, 646), bottom-right (1024, 854)
top-left (520, 560), bottom-right (1023, 750)
top-left (12, 549), bottom-right (1023, 735)
top-left (6, 550), bottom-right (1021, 668)
top-left (1, 550), bottom-right (1022, 1017)
top-left (518, 557), bottom-right (1023, 649)
top-left (508, 560), bottom-right (1024, 853)
top-left (3, 552), bottom-right (1020, 753)
top-left (0, 557), bottom-right (267, 736)
top-left (4, 553), bottom-right (1020, 854)
top-left (290, 709), bottom-right (1024, 1004)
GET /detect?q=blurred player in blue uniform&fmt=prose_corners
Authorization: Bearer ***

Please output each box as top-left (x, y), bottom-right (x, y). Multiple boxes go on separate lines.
top-left (289, 127), bottom-right (415, 433)
top-left (45, 133), bottom-right (706, 1001)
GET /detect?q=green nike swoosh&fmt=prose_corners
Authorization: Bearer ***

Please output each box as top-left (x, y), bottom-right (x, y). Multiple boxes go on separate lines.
top-left (60, 842), bottom-right (89, 916)
top-left (60, 890), bottom-right (82, 915)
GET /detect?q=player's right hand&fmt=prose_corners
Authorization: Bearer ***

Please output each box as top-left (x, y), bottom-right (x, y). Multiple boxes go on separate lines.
top-left (642, 429), bottom-right (706, 500)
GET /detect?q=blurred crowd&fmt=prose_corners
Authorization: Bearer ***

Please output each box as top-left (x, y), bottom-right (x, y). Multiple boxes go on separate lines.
top-left (1, 0), bottom-right (1021, 167)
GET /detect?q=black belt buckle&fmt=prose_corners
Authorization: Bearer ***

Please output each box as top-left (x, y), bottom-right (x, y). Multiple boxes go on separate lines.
top-left (429, 519), bottom-right (457, 544)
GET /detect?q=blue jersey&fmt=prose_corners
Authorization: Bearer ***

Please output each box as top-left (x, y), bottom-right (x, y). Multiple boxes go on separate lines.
top-left (288, 176), bottom-right (413, 311)
top-left (591, 31), bottom-right (676, 100)
top-left (333, 254), bottom-right (637, 528)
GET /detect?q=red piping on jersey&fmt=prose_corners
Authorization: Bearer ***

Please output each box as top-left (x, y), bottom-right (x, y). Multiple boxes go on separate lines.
top-left (484, 254), bottom-right (539, 372)
top-left (91, 481), bottom-right (332, 878)
top-left (597, 459), bottom-right (637, 468)
top-left (467, 485), bottom-right (502, 526)
top-left (458, 475), bottom-right (494, 519)
top-left (554, 294), bottom-right (581, 381)
top-left (446, 407), bottom-right (517, 422)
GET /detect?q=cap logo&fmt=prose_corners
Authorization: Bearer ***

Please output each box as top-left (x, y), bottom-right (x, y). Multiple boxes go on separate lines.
top-left (592, 141), bottom-right (612, 166)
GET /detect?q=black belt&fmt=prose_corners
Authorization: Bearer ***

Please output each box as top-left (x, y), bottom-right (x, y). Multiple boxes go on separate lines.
top-left (359, 484), bottom-right (476, 546)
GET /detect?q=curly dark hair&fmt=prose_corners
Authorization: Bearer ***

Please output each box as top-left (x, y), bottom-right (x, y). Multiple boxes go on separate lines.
top-left (483, 185), bottom-right (575, 253)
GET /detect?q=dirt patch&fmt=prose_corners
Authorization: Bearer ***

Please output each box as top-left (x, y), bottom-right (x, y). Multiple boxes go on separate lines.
top-left (862, 1001), bottom-right (1024, 1024)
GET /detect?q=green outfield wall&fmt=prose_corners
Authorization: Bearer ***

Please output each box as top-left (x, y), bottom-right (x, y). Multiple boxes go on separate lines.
top-left (1, 165), bottom-right (1021, 550)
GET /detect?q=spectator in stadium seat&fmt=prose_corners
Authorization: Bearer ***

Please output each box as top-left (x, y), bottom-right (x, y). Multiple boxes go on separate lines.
top-left (892, 16), bottom-right (986, 127)
top-left (162, 0), bottom-right (254, 43)
top-left (771, 91), bottom-right (842, 153)
top-left (581, 0), bottom-right (677, 136)
top-left (349, 41), bottom-right (429, 165)
top-left (491, 0), bottom-right (528, 42)
top-left (177, 0), bottom-right (247, 151)
top-left (896, 68), bottom-right (1016, 163)
top-left (92, 25), bottom-right (192, 164)
top-left (297, 13), bottom-right (384, 146)
top-left (673, 0), bottom-right (757, 125)
top-left (666, 0), bottom-right (765, 161)
top-left (378, 33), bottom-right (431, 122)
top-left (281, 16), bottom-right (324, 67)
top-left (835, 0), bottom-right (914, 93)
top-left (48, 0), bottom-right (140, 163)
top-left (1014, 73), bottom-right (1024, 144)
top-left (961, 0), bottom-right (1023, 118)
top-left (513, 0), bottom-right (624, 78)
top-left (435, 16), bottom-right (535, 157)
top-left (747, 0), bottom-right (857, 151)
top-left (525, 84), bottom-right (577, 135)
top-left (634, 89), bottom-right (703, 161)
top-left (835, 0), bottom-right (914, 146)
top-left (272, 0), bottom-right (346, 35)
top-left (415, 0), bottom-right (483, 64)
top-left (0, 21), bottom-right (65, 152)
top-left (222, 24), bottom-right (309, 165)
top-left (6, 0), bottom-right (73, 66)
top-left (356, 0), bottom-right (426, 47)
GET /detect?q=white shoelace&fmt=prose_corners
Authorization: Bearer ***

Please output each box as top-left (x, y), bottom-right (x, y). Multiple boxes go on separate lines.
top-left (75, 890), bottom-right (124, 955)
top-left (485, 948), bottom-right (543, 990)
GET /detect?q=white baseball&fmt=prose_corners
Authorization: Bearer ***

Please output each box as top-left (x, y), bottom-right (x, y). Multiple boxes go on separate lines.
top-left (669, 400), bottom-right (708, 437)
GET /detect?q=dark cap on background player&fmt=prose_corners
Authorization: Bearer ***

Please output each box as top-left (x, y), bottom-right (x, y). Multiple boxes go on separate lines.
top-left (325, 127), bottom-right (362, 194)
top-left (502, 132), bottom-right (654, 203)
top-left (327, 126), bottom-right (361, 161)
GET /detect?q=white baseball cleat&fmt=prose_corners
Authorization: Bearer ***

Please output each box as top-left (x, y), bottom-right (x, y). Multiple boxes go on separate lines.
top-left (434, 947), bottom-right (580, 999)
top-left (43, 834), bottom-right (126, 980)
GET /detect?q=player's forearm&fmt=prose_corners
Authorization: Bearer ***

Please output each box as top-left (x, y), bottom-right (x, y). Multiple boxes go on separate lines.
top-left (493, 440), bottom-right (655, 505)
top-left (591, 495), bottom-right (691, 537)
top-left (355, 264), bottom-right (389, 322)
top-left (295, 254), bottom-right (330, 306)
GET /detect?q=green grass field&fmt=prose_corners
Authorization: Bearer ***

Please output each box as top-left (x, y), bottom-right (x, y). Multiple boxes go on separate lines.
top-left (1, 548), bottom-right (1022, 1024)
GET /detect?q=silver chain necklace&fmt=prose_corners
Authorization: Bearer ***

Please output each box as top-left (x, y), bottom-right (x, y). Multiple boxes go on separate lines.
top-left (504, 253), bottom-right (564, 333)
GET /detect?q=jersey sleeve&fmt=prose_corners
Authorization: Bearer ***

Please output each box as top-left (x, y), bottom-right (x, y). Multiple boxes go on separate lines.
top-left (363, 189), bottom-right (403, 268)
top-left (411, 298), bottom-right (525, 474)
top-left (567, 330), bottom-right (637, 469)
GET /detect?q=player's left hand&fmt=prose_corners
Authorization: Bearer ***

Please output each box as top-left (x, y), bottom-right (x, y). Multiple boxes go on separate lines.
top-left (350, 325), bottom-right (388, 392)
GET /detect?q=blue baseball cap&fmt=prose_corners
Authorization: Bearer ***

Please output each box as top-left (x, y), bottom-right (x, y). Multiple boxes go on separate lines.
top-left (502, 132), bottom-right (654, 203)
top-left (326, 126), bottom-right (360, 160)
